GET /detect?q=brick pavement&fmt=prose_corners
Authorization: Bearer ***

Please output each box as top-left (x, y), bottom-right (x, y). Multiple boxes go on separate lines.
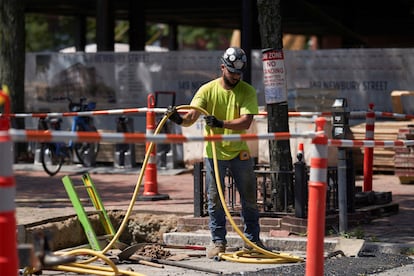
top-left (351, 174), bottom-right (414, 245)
top-left (14, 165), bottom-right (195, 225)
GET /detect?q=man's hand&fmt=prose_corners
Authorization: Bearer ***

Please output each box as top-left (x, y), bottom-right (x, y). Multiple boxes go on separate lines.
top-left (204, 115), bottom-right (224, 128)
top-left (166, 106), bottom-right (183, 125)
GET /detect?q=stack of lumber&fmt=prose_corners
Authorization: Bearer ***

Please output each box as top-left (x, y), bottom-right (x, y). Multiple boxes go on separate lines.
top-left (394, 126), bottom-right (414, 183)
top-left (350, 120), bottom-right (414, 172)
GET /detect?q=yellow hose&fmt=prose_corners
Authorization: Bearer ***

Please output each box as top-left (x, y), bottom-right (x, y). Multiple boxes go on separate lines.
top-left (176, 106), bottom-right (303, 263)
top-left (51, 249), bottom-right (144, 276)
top-left (37, 104), bottom-right (301, 275)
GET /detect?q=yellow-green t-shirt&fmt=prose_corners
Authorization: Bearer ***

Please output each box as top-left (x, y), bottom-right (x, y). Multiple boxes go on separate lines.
top-left (190, 78), bottom-right (258, 160)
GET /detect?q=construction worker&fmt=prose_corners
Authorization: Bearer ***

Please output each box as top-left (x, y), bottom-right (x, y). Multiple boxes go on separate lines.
top-left (166, 47), bottom-right (264, 258)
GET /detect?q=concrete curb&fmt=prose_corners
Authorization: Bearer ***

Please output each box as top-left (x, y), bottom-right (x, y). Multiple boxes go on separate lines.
top-left (163, 231), bottom-right (338, 253)
top-left (364, 242), bottom-right (414, 255)
top-left (164, 231), bottom-right (414, 255)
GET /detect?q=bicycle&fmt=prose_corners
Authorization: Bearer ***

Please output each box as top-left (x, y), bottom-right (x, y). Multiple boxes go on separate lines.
top-left (40, 97), bottom-right (100, 176)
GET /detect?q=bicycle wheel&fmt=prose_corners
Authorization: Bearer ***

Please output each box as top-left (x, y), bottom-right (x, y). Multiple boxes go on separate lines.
top-left (74, 126), bottom-right (100, 166)
top-left (41, 143), bottom-right (64, 176)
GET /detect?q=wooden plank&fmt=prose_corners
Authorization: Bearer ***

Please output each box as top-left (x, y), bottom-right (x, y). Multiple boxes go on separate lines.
top-left (391, 90), bottom-right (414, 114)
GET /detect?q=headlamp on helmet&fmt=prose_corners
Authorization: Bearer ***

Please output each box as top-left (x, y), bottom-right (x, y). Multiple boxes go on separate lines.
top-left (221, 47), bottom-right (247, 74)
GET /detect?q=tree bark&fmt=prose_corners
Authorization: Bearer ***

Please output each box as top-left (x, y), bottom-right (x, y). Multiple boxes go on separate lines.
top-left (257, 0), bottom-right (293, 211)
top-left (0, 0), bottom-right (26, 158)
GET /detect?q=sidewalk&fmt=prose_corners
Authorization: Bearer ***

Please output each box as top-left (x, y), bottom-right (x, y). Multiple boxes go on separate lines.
top-left (13, 163), bottom-right (414, 275)
top-left (14, 163), bottom-right (195, 225)
top-left (351, 174), bottom-right (414, 246)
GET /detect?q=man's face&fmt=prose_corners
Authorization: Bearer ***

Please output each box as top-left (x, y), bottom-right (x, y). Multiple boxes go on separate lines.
top-left (221, 65), bottom-right (242, 89)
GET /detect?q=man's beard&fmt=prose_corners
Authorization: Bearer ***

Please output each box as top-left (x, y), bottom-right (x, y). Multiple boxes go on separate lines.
top-left (223, 74), bottom-right (239, 89)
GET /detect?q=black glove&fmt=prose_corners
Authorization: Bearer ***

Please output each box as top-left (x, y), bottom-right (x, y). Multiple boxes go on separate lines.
top-left (165, 106), bottom-right (183, 125)
top-left (204, 115), bottom-right (224, 128)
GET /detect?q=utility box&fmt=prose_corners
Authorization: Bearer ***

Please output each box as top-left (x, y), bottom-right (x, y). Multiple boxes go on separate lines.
top-left (331, 98), bottom-right (355, 212)
top-left (114, 116), bottom-right (136, 168)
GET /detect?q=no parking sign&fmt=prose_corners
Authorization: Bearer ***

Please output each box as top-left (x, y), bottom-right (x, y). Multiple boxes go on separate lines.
top-left (262, 49), bottom-right (287, 104)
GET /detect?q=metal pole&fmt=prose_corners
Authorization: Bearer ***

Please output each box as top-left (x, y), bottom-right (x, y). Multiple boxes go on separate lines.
top-left (294, 143), bottom-right (307, 218)
top-left (337, 148), bottom-right (348, 233)
top-left (193, 162), bottom-right (204, 217)
top-left (331, 98), bottom-right (350, 232)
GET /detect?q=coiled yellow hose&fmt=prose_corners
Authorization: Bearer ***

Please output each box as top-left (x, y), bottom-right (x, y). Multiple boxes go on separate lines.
top-left (189, 105), bottom-right (303, 264)
top-left (37, 104), bottom-right (301, 275)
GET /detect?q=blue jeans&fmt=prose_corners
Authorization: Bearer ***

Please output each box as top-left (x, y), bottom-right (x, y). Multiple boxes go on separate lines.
top-left (205, 157), bottom-right (260, 244)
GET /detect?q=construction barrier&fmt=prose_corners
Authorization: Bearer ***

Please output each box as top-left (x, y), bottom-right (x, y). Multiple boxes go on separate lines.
top-left (363, 103), bottom-right (375, 192)
top-left (7, 106), bottom-right (414, 120)
top-left (5, 109), bottom-right (331, 118)
top-left (9, 129), bottom-right (310, 144)
top-left (306, 117), bottom-right (329, 276)
top-left (0, 91), bottom-right (18, 275)
top-left (6, 105), bottom-right (414, 191)
top-left (7, 99), bottom-right (414, 274)
top-left (5, 96), bottom-right (414, 269)
top-left (328, 139), bottom-right (414, 148)
top-left (3, 107), bottom-right (167, 118)
top-left (1, 86), bottom-right (413, 272)
top-left (10, 126), bottom-right (414, 148)
top-left (8, 109), bottom-right (414, 273)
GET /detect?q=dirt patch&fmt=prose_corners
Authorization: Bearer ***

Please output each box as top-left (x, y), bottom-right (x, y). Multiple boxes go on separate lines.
top-left (117, 211), bottom-right (179, 244)
top-left (23, 210), bottom-right (179, 251)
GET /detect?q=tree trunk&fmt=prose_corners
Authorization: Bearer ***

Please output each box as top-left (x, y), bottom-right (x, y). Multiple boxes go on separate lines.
top-left (257, 0), bottom-right (293, 211)
top-left (0, 0), bottom-right (26, 159)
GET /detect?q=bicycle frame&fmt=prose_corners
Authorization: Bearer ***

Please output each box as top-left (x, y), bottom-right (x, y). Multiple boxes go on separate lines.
top-left (43, 117), bottom-right (70, 157)
top-left (67, 98), bottom-right (96, 149)
top-left (68, 114), bottom-right (94, 149)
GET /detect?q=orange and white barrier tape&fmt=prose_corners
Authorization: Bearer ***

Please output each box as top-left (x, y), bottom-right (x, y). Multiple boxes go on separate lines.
top-left (2, 107), bottom-right (167, 118)
top-left (351, 110), bottom-right (414, 120)
top-left (287, 111), bottom-right (332, 117)
top-left (8, 129), bottom-right (317, 144)
top-left (4, 107), bottom-right (414, 120)
top-left (373, 111), bottom-right (414, 120)
top-left (3, 108), bottom-right (333, 119)
top-left (329, 138), bottom-right (414, 148)
top-left (9, 128), bottom-right (414, 148)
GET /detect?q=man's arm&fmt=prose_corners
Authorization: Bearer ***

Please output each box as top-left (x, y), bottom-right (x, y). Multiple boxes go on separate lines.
top-left (221, 114), bottom-right (254, 130)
